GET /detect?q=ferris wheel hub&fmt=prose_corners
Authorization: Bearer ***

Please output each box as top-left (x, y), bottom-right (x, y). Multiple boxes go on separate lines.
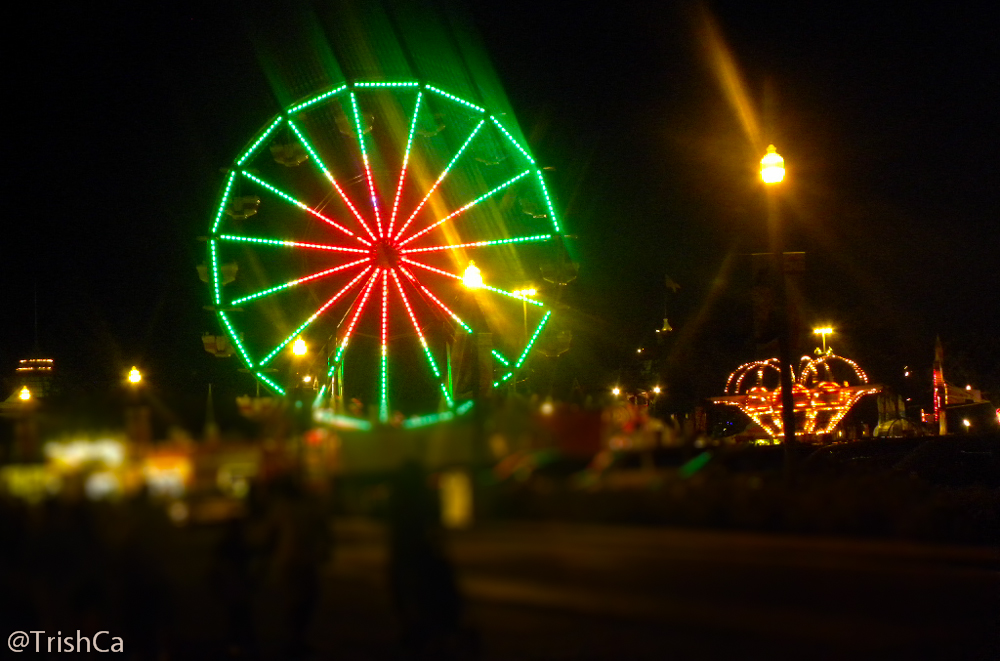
top-left (374, 239), bottom-right (401, 268)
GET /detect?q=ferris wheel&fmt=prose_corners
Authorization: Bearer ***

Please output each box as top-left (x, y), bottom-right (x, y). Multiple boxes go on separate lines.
top-left (205, 80), bottom-right (564, 423)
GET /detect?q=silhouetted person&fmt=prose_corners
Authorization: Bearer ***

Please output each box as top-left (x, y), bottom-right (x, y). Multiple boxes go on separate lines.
top-left (388, 460), bottom-right (475, 659)
top-left (212, 516), bottom-right (257, 657)
top-left (258, 474), bottom-right (330, 659)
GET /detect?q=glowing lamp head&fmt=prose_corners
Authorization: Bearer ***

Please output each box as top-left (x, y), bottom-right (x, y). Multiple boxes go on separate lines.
top-left (292, 338), bottom-right (307, 356)
top-left (962, 419), bottom-right (971, 428)
top-left (513, 288), bottom-right (537, 297)
top-left (303, 375), bottom-right (312, 384)
top-left (612, 387), bottom-right (621, 396)
top-left (813, 327), bottom-right (833, 336)
top-left (462, 261), bottom-right (483, 290)
top-left (19, 386), bottom-right (31, 401)
top-left (761, 144), bottom-right (785, 184)
top-left (653, 386), bottom-right (661, 394)
top-left (128, 367), bottom-right (142, 384)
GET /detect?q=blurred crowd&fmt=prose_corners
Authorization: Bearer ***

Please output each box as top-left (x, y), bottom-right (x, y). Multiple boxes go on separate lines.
top-left (0, 462), bottom-right (476, 660)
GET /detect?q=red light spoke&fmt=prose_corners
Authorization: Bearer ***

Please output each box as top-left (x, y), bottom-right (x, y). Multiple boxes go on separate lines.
top-left (398, 266), bottom-right (472, 332)
top-left (258, 266), bottom-right (373, 367)
top-left (285, 119), bottom-right (379, 243)
top-left (333, 269), bottom-right (380, 363)
top-left (398, 170), bottom-right (529, 247)
top-left (401, 234), bottom-right (552, 254)
top-left (302, 206), bottom-right (370, 246)
top-left (241, 171), bottom-right (370, 246)
top-left (348, 92), bottom-right (384, 238)
top-left (391, 269), bottom-right (445, 382)
top-left (400, 257), bottom-right (461, 280)
top-left (380, 270), bottom-right (389, 421)
top-left (218, 234), bottom-right (368, 254)
top-left (388, 92), bottom-right (423, 238)
top-left (393, 119), bottom-right (485, 242)
top-left (232, 257), bottom-right (371, 306)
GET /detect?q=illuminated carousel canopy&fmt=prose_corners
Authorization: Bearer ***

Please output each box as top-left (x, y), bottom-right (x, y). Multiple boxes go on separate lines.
top-left (711, 354), bottom-right (880, 439)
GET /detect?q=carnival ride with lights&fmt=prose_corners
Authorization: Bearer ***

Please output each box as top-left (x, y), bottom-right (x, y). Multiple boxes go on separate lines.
top-left (711, 353), bottom-right (880, 441)
top-left (204, 81), bottom-right (564, 425)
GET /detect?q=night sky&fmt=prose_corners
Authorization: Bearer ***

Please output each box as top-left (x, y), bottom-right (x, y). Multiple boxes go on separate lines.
top-left (2, 1), bottom-right (997, 425)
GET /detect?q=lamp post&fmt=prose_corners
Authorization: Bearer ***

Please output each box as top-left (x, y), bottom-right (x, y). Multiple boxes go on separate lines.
top-left (461, 261), bottom-right (493, 400)
top-left (512, 287), bottom-right (537, 395)
top-left (761, 145), bottom-right (797, 465)
top-left (813, 327), bottom-right (833, 354)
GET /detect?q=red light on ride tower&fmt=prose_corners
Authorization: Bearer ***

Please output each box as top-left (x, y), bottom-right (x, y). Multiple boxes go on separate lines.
top-left (933, 336), bottom-right (947, 435)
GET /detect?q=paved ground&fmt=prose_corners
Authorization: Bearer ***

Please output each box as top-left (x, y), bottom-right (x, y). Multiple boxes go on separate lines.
top-left (302, 518), bottom-right (998, 660)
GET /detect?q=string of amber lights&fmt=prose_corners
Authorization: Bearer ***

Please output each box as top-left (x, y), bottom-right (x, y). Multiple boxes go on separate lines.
top-left (713, 353), bottom-right (879, 439)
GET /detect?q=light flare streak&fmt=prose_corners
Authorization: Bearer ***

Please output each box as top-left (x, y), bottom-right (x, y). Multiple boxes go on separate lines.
top-left (286, 119), bottom-right (378, 242)
top-left (399, 170), bottom-right (531, 247)
top-left (393, 119), bottom-right (486, 241)
top-left (259, 266), bottom-right (373, 367)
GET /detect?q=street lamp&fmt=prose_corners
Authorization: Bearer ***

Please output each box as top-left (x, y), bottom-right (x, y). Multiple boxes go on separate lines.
top-left (18, 386), bottom-right (31, 401)
top-left (813, 327), bottom-right (834, 354)
top-left (761, 144), bottom-right (785, 184)
top-left (292, 337), bottom-right (307, 356)
top-left (612, 387), bottom-right (621, 396)
top-left (462, 261), bottom-right (483, 290)
top-left (761, 144), bottom-right (797, 455)
top-left (128, 367), bottom-right (142, 384)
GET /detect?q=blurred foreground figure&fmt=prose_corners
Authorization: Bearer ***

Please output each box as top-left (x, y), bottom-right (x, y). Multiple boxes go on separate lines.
top-left (212, 516), bottom-right (256, 658)
top-left (259, 475), bottom-right (331, 660)
top-left (388, 460), bottom-right (478, 659)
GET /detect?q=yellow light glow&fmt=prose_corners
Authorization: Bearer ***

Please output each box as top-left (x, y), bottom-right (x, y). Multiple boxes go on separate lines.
top-left (128, 367), bottom-right (142, 384)
top-left (303, 375), bottom-right (312, 383)
top-left (962, 419), bottom-right (971, 427)
top-left (813, 327), bottom-right (833, 335)
top-left (653, 386), bottom-right (661, 394)
top-left (19, 386), bottom-right (31, 401)
top-left (761, 145), bottom-right (785, 184)
top-left (612, 387), bottom-right (621, 396)
top-left (462, 261), bottom-right (483, 289)
top-left (292, 338), bottom-right (307, 356)
top-left (513, 288), bottom-right (537, 297)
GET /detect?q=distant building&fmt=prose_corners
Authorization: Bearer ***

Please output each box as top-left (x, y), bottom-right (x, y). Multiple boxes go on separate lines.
top-left (15, 357), bottom-right (55, 399)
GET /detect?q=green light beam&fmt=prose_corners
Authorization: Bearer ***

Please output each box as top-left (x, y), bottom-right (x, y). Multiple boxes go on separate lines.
top-left (287, 85), bottom-right (347, 114)
top-left (219, 311), bottom-right (253, 369)
top-left (211, 171), bottom-right (237, 234)
top-left (516, 311), bottom-right (552, 368)
top-left (237, 116), bottom-right (284, 166)
top-left (401, 234), bottom-right (553, 255)
top-left (425, 85), bottom-right (485, 113)
top-left (536, 170), bottom-right (562, 233)
top-left (399, 170), bottom-right (531, 247)
top-left (286, 119), bottom-right (378, 242)
top-left (240, 171), bottom-right (367, 244)
top-left (258, 266), bottom-right (373, 367)
top-left (393, 119), bottom-right (486, 241)
top-left (388, 91), bottom-right (423, 236)
top-left (348, 92), bottom-right (383, 237)
top-left (218, 234), bottom-right (368, 254)
top-left (398, 266), bottom-right (473, 333)
top-left (230, 257), bottom-right (370, 306)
